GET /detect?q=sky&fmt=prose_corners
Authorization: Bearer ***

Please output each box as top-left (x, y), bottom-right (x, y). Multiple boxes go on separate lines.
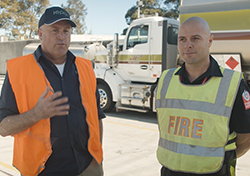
top-left (0, 0), bottom-right (137, 36)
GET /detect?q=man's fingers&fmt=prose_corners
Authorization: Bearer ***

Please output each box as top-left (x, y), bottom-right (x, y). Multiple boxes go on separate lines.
top-left (55, 105), bottom-right (70, 116)
top-left (57, 111), bottom-right (69, 116)
top-left (47, 104), bottom-right (70, 117)
top-left (55, 104), bottom-right (70, 111)
top-left (51, 97), bottom-right (69, 107)
top-left (35, 88), bottom-right (70, 120)
top-left (46, 91), bottom-right (63, 102)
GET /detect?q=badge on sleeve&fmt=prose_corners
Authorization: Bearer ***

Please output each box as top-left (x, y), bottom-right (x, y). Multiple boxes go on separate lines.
top-left (242, 90), bottom-right (250, 110)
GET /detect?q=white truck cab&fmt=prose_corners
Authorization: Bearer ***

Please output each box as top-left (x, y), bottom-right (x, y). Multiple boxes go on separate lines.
top-left (94, 16), bottom-right (179, 112)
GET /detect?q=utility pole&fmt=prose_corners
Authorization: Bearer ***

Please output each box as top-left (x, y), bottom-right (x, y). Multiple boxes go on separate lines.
top-left (137, 0), bottom-right (144, 18)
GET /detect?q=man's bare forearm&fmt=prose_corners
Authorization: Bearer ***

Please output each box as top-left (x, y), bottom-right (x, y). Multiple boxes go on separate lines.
top-left (0, 87), bottom-right (70, 137)
top-left (236, 133), bottom-right (250, 158)
top-left (0, 108), bottom-right (38, 137)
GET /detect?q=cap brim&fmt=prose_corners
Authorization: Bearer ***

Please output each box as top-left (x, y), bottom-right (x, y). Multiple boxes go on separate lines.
top-left (45, 18), bottom-right (76, 27)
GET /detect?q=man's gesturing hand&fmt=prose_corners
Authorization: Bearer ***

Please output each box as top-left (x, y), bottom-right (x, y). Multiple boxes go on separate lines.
top-left (33, 87), bottom-right (70, 121)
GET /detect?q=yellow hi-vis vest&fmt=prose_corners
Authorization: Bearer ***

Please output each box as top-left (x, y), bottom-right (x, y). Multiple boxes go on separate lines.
top-left (7, 54), bottom-right (103, 176)
top-left (155, 67), bottom-right (242, 174)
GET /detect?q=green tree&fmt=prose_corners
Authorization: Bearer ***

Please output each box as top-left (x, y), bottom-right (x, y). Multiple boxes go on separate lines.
top-left (125, 0), bottom-right (180, 25)
top-left (0, 0), bottom-right (49, 39)
top-left (125, 0), bottom-right (164, 25)
top-left (62, 0), bottom-right (87, 34)
top-left (162, 0), bottom-right (180, 19)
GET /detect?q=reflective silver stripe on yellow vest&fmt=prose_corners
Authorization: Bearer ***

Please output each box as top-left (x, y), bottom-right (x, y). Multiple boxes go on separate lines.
top-left (155, 67), bottom-right (242, 174)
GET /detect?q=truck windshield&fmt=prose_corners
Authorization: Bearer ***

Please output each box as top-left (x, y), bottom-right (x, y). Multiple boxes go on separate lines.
top-left (127, 25), bottom-right (149, 49)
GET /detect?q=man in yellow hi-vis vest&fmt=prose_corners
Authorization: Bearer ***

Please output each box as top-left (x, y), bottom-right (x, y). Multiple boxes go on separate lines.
top-left (0, 6), bottom-right (104, 176)
top-left (156, 17), bottom-right (250, 176)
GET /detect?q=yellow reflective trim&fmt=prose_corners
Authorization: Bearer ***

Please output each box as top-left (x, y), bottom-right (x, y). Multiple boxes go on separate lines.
top-left (230, 159), bottom-right (236, 176)
top-left (228, 132), bottom-right (236, 140)
top-left (95, 55), bottom-right (106, 61)
top-left (95, 54), bottom-right (162, 62)
top-left (119, 55), bottom-right (161, 62)
top-left (119, 55), bottom-right (147, 61)
top-left (225, 132), bottom-right (237, 151)
top-left (150, 55), bottom-right (162, 62)
top-left (225, 142), bottom-right (236, 151)
top-left (180, 9), bottom-right (250, 31)
top-left (225, 70), bottom-right (242, 107)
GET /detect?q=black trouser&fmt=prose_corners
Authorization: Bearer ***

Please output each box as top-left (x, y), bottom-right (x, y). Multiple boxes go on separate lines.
top-left (161, 164), bottom-right (231, 176)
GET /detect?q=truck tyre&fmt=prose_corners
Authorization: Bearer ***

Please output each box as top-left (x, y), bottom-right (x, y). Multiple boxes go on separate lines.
top-left (98, 83), bottom-right (115, 112)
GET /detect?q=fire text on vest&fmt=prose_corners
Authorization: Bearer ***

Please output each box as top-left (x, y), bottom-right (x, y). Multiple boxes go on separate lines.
top-left (168, 116), bottom-right (203, 139)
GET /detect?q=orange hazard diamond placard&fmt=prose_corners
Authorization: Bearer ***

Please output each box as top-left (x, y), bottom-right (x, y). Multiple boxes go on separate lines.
top-left (226, 56), bottom-right (239, 70)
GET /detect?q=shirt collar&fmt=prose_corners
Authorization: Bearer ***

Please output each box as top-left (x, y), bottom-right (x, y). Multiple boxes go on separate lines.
top-left (175, 55), bottom-right (223, 78)
top-left (33, 45), bottom-right (76, 63)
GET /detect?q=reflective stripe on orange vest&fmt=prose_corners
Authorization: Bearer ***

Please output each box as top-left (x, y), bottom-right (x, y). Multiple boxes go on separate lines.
top-left (7, 54), bottom-right (102, 176)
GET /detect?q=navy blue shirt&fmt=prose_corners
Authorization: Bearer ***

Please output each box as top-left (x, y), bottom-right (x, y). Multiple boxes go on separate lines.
top-left (0, 46), bottom-right (105, 176)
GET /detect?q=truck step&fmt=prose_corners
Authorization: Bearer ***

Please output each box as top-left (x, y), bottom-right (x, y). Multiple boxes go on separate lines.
top-left (121, 96), bottom-right (143, 100)
top-left (116, 106), bottom-right (148, 113)
top-left (121, 84), bottom-right (150, 89)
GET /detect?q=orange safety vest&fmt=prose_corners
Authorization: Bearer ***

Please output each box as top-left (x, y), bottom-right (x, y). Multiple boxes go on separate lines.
top-left (7, 54), bottom-right (103, 176)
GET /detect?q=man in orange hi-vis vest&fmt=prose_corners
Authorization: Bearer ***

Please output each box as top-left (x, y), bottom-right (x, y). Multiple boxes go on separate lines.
top-left (0, 6), bottom-right (105, 176)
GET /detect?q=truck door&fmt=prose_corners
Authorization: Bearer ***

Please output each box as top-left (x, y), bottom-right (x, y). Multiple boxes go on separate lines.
top-left (162, 22), bottom-right (179, 71)
top-left (118, 23), bottom-right (151, 82)
top-left (146, 20), bottom-right (179, 82)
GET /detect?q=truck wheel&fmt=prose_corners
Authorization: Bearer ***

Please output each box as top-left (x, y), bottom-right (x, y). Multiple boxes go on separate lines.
top-left (98, 83), bottom-right (115, 112)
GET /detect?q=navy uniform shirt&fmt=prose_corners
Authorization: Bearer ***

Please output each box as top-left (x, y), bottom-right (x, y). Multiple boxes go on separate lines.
top-left (0, 46), bottom-right (105, 176)
top-left (161, 56), bottom-right (250, 176)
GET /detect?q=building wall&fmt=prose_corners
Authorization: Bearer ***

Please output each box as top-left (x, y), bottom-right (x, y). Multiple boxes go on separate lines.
top-left (0, 40), bottom-right (39, 74)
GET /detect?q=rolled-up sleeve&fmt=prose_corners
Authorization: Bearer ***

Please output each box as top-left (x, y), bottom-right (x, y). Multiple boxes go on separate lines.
top-left (0, 73), bottom-right (19, 122)
top-left (230, 79), bottom-right (250, 133)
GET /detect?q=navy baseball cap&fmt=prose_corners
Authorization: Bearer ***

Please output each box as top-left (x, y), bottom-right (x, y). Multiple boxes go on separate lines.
top-left (38, 6), bottom-right (76, 28)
